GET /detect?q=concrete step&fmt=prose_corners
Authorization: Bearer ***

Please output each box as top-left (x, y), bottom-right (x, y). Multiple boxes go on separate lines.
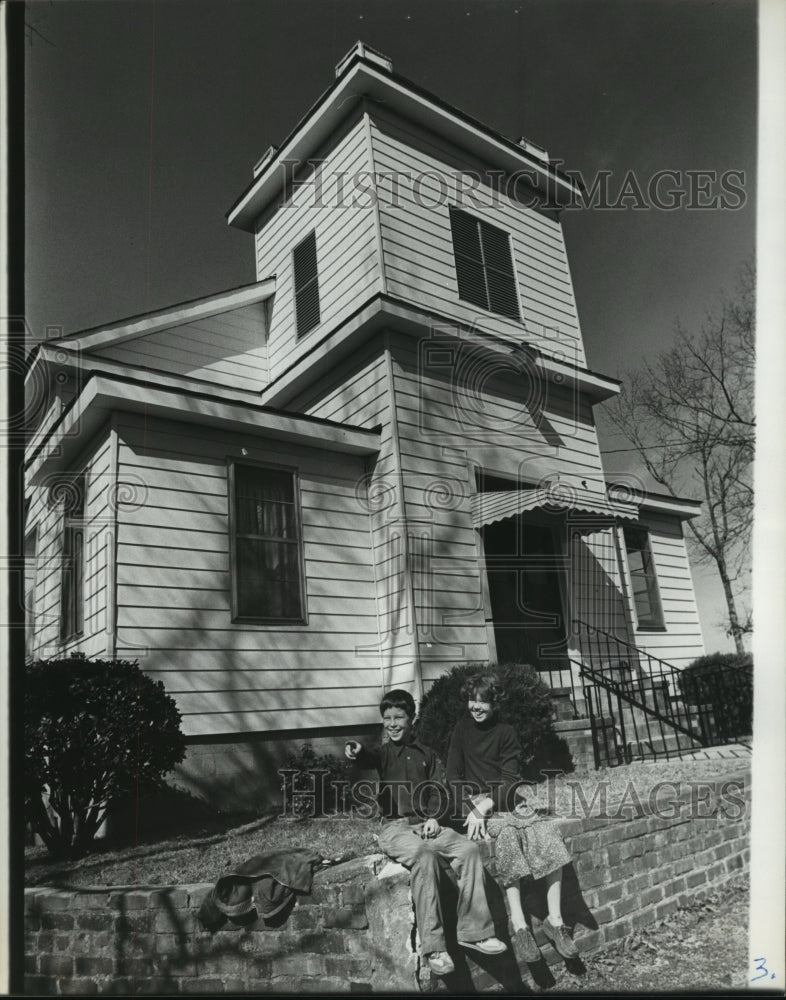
top-left (668, 741), bottom-right (752, 762)
top-left (622, 733), bottom-right (704, 761)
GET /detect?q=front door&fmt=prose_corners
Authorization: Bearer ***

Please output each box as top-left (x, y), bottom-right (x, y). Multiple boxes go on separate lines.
top-left (482, 515), bottom-right (569, 668)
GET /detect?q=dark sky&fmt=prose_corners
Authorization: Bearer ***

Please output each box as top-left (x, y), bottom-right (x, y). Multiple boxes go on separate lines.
top-left (23, 0), bottom-right (757, 648)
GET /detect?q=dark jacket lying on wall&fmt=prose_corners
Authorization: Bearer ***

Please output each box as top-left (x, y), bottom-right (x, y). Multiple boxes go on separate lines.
top-left (198, 848), bottom-right (327, 931)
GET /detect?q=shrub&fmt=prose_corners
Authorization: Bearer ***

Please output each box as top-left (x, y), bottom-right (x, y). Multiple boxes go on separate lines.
top-left (678, 651), bottom-right (753, 740)
top-left (25, 653), bottom-right (186, 858)
top-left (280, 742), bottom-right (354, 819)
top-left (417, 662), bottom-right (572, 779)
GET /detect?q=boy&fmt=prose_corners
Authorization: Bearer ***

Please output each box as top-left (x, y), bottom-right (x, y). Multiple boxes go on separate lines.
top-left (346, 689), bottom-right (506, 977)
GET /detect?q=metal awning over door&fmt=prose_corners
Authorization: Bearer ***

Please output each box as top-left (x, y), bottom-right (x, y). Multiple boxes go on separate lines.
top-left (471, 488), bottom-right (639, 528)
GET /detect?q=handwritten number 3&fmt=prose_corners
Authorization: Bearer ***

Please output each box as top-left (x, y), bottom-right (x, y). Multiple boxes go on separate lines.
top-left (751, 957), bottom-right (776, 982)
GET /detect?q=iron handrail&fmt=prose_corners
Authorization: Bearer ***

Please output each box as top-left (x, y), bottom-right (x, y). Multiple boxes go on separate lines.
top-left (571, 619), bottom-right (702, 763)
top-left (569, 655), bottom-right (700, 742)
top-left (568, 619), bottom-right (752, 765)
top-left (575, 619), bottom-right (685, 680)
top-left (531, 620), bottom-right (751, 765)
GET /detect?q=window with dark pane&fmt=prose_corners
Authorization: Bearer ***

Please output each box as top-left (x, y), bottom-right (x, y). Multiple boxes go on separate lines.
top-left (59, 474), bottom-right (85, 641)
top-left (293, 230), bottom-right (320, 338)
top-left (232, 463), bottom-right (305, 622)
top-left (623, 525), bottom-right (665, 629)
top-left (449, 208), bottom-right (519, 320)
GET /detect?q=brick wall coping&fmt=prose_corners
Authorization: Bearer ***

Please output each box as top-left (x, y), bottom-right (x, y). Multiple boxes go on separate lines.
top-left (24, 768), bottom-right (751, 994)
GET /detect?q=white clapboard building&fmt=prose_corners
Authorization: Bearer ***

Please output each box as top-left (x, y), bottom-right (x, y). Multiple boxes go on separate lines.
top-left (25, 43), bottom-right (706, 804)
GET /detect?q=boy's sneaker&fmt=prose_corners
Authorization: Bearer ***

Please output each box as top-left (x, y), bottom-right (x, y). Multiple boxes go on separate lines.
top-left (426, 951), bottom-right (455, 976)
top-left (513, 925), bottom-right (541, 963)
top-left (457, 936), bottom-right (507, 955)
top-left (542, 918), bottom-right (578, 958)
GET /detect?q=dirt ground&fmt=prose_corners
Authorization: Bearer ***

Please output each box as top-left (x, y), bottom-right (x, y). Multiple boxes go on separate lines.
top-left (541, 876), bottom-right (750, 995)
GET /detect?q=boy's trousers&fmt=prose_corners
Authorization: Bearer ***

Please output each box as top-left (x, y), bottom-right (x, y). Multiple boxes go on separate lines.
top-left (377, 820), bottom-right (495, 955)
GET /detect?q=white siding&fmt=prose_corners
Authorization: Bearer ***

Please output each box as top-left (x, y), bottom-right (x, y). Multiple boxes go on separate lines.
top-left (113, 412), bottom-right (382, 736)
top-left (291, 329), bottom-right (612, 690)
top-left (93, 304), bottom-right (269, 392)
top-left (389, 332), bottom-right (603, 489)
top-left (387, 331), bottom-right (610, 680)
top-left (288, 339), bottom-right (420, 695)
top-left (369, 109), bottom-right (587, 366)
top-left (255, 114), bottom-right (382, 384)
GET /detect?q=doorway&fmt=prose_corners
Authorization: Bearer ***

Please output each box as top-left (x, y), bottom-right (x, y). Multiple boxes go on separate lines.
top-left (482, 515), bottom-right (569, 668)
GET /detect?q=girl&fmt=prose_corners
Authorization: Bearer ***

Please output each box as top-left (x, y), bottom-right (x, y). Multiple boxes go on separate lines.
top-left (445, 672), bottom-right (578, 962)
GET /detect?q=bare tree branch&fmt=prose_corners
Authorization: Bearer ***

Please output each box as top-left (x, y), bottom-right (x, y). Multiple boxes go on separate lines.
top-left (604, 263), bottom-right (754, 653)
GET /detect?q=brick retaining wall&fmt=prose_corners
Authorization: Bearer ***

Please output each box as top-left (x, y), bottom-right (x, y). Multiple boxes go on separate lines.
top-left (25, 772), bottom-right (750, 995)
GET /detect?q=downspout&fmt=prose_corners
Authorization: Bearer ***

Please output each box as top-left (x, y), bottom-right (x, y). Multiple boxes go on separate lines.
top-left (363, 451), bottom-right (389, 695)
top-left (383, 338), bottom-right (424, 706)
top-left (364, 112), bottom-right (417, 697)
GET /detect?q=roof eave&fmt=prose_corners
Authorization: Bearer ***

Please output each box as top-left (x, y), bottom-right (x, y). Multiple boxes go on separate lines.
top-left (530, 351), bottom-right (622, 403)
top-left (637, 496), bottom-right (703, 520)
top-left (26, 373), bottom-right (381, 485)
top-left (605, 480), bottom-right (703, 520)
top-left (227, 60), bottom-right (582, 233)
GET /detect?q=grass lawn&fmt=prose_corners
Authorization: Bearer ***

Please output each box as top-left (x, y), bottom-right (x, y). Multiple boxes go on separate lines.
top-left (25, 757), bottom-right (750, 889)
top-left (25, 814), bottom-right (381, 889)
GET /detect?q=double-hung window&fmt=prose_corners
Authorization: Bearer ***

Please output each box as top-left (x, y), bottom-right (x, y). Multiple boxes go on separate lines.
top-left (449, 207), bottom-right (520, 320)
top-left (59, 474), bottom-right (85, 641)
top-left (230, 462), bottom-right (306, 623)
top-left (293, 230), bottom-right (321, 338)
top-left (623, 525), bottom-right (665, 629)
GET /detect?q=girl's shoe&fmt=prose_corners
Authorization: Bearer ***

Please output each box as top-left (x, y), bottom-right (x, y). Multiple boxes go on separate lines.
top-left (513, 925), bottom-right (541, 963)
top-left (542, 917), bottom-right (578, 958)
top-left (426, 951), bottom-right (455, 976)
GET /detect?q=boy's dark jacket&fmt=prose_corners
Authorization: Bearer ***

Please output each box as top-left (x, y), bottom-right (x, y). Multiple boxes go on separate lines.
top-left (197, 849), bottom-right (325, 931)
top-left (354, 737), bottom-right (445, 821)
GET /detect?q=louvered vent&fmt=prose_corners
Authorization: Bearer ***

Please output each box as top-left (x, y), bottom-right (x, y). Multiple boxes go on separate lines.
top-left (449, 208), bottom-right (519, 321)
top-left (293, 230), bottom-right (320, 338)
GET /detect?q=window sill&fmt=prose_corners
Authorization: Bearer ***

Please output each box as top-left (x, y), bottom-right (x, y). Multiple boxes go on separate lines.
top-left (59, 630), bottom-right (84, 645)
top-left (231, 617), bottom-right (309, 627)
top-left (457, 297), bottom-right (521, 324)
top-left (635, 625), bottom-right (667, 633)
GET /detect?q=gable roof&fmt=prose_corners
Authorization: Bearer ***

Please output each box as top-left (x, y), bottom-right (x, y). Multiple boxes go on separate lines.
top-left (43, 278), bottom-right (276, 354)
